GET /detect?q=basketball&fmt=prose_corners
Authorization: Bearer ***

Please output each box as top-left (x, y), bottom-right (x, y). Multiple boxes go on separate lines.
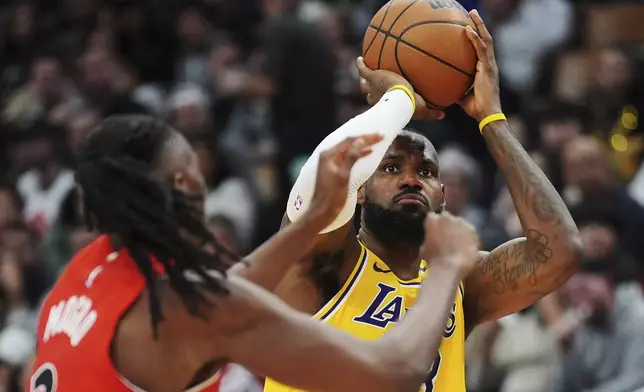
top-left (362, 0), bottom-right (477, 108)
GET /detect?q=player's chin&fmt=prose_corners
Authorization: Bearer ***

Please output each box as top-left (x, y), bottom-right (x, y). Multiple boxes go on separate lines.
top-left (396, 203), bottom-right (430, 216)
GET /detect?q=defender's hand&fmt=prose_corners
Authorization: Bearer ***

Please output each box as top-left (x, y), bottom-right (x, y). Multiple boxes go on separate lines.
top-left (421, 212), bottom-right (480, 280)
top-left (309, 135), bottom-right (383, 225)
top-left (356, 57), bottom-right (445, 121)
top-left (458, 10), bottom-right (502, 122)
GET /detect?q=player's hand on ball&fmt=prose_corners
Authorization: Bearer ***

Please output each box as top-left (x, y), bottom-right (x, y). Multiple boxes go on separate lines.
top-left (421, 211), bottom-right (480, 280)
top-left (458, 10), bottom-right (503, 122)
top-left (356, 57), bottom-right (445, 121)
top-left (310, 134), bottom-right (383, 224)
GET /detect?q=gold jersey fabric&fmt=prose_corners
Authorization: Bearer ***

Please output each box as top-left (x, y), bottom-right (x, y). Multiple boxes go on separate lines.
top-left (264, 243), bottom-right (466, 392)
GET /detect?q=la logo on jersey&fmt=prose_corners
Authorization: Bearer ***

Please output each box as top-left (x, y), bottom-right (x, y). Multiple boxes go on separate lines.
top-left (354, 283), bottom-right (404, 328)
top-left (353, 283), bottom-right (457, 336)
top-left (44, 295), bottom-right (97, 347)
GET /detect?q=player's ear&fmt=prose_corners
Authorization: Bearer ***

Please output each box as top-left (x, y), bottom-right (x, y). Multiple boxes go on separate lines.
top-left (172, 170), bottom-right (189, 194)
top-left (439, 183), bottom-right (446, 212)
top-left (357, 185), bottom-right (366, 205)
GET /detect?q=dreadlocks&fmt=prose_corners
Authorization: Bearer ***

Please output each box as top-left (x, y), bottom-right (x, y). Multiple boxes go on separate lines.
top-left (75, 115), bottom-right (236, 338)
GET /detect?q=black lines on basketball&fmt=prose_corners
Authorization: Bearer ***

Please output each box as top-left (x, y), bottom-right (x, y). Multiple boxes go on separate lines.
top-left (391, 40), bottom-right (442, 109)
top-left (386, 0), bottom-right (422, 33)
top-left (393, 38), bottom-right (409, 81)
top-left (377, 0), bottom-right (422, 69)
top-left (369, 23), bottom-right (474, 78)
top-left (394, 41), bottom-right (443, 108)
top-left (403, 20), bottom-right (471, 28)
top-left (400, 38), bottom-right (473, 79)
top-left (364, 1), bottom-right (394, 57)
top-left (369, 20), bottom-right (471, 29)
top-left (363, 0), bottom-right (478, 107)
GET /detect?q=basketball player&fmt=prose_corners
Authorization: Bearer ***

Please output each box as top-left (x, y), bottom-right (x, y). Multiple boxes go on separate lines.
top-left (30, 109), bottom-right (481, 391)
top-left (264, 10), bottom-right (582, 392)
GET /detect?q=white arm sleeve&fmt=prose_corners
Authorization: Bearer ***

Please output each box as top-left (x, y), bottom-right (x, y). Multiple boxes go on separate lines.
top-left (286, 88), bottom-right (414, 233)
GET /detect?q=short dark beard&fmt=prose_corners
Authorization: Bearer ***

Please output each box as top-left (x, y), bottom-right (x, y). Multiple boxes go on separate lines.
top-left (362, 200), bottom-right (426, 249)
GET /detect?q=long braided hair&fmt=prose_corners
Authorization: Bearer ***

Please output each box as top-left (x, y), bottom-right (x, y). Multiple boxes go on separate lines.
top-left (75, 115), bottom-right (236, 337)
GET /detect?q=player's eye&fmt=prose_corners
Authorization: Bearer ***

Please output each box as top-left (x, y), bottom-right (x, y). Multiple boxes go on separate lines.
top-left (419, 168), bottom-right (433, 177)
top-left (383, 164), bottom-right (399, 173)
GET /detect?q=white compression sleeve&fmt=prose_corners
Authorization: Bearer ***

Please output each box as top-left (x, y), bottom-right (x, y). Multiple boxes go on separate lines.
top-left (286, 88), bottom-right (414, 233)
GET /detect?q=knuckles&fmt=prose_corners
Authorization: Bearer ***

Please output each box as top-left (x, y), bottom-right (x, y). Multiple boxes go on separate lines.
top-left (320, 150), bottom-right (332, 160)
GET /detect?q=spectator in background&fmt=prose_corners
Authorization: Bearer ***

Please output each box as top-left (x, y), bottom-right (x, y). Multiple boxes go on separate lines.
top-left (18, 355), bottom-right (34, 392)
top-left (571, 200), bottom-right (643, 285)
top-left (112, 1), bottom-right (174, 84)
top-left (42, 188), bottom-right (97, 275)
top-left (0, 223), bottom-right (51, 328)
top-left (0, 250), bottom-right (30, 330)
top-left (256, 0), bottom-right (337, 203)
top-left (210, 0), bottom-right (338, 242)
top-left (64, 109), bottom-right (100, 153)
top-left (166, 83), bottom-right (257, 251)
top-left (192, 134), bottom-right (256, 253)
top-left (586, 46), bottom-right (644, 181)
top-left (11, 128), bottom-right (74, 235)
top-left (438, 146), bottom-right (487, 230)
top-left (540, 200), bottom-right (644, 361)
top-left (556, 273), bottom-right (644, 392)
top-left (525, 100), bottom-right (587, 192)
top-left (0, 3), bottom-right (36, 99)
top-left (166, 83), bottom-right (213, 136)
top-left (482, 0), bottom-right (572, 94)
top-left (562, 136), bottom-right (614, 204)
top-left (208, 38), bottom-right (252, 137)
top-left (0, 325), bottom-right (35, 392)
top-left (174, 7), bottom-right (217, 87)
top-left (562, 135), bottom-right (644, 262)
top-left (2, 56), bottom-right (81, 130)
top-left (298, 0), bottom-right (361, 119)
top-left (0, 184), bottom-right (22, 231)
top-left (466, 310), bottom-right (561, 392)
top-left (478, 187), bottom-right (517, 251)
top-left (587, 46), bottom-right (643, 138)
top-left (629, 158), bottom-right (644, 208)
top-left (76, 48), bottom-right (147, 117)
top-left (131, 84), bottom-right (166, 117)
top-left (531, 100), bottom-right (586, 153)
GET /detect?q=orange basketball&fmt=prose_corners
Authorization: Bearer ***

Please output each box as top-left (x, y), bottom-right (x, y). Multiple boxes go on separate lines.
top-left (362, 0), bottom-right (477, 108)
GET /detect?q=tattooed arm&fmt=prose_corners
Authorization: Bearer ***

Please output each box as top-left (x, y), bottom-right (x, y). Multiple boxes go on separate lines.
top-left (458, 11), bottom-right (582, 331)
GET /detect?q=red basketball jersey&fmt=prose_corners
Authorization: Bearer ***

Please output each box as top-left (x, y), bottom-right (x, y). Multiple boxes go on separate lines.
top-left (29, 235), bottom-right (221, 392)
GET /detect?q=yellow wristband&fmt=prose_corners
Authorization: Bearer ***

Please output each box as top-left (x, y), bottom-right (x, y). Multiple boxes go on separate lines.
top-left (479, 113), bottom-right (506, 133)
top-left (387, 84), bottom-right (416, 113)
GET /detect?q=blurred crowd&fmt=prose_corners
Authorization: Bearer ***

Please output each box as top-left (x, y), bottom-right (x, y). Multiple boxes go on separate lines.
top-left (0, 0), bottom-right (643, 391)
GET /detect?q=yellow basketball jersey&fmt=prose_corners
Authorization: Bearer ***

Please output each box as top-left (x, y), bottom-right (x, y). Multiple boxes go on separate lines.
top-left (264, 243), bottom-right (466, 392)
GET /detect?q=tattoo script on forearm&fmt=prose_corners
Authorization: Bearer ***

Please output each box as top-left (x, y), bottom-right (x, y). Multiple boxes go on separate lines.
top-left (476, 230), bottom-right (553, 296)
top-left (466, 121), bottom-right (579, 321)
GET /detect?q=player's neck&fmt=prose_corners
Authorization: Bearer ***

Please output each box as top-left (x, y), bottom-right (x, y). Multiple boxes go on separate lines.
top-left (358, 229), bottom-right (421, 281)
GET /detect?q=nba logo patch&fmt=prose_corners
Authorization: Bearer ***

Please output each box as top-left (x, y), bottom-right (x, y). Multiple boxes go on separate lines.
top-left (294, 195), bottom-right (304, 211)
